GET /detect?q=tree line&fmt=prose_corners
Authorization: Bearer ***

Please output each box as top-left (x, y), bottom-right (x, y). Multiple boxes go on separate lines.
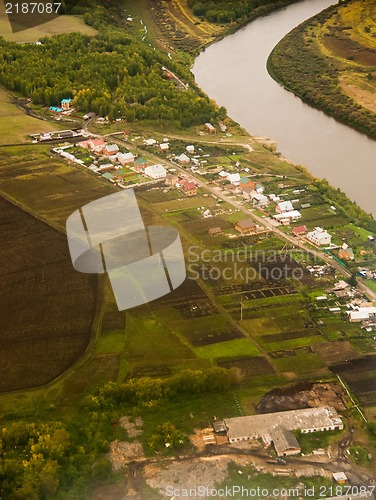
top-left (187, 0), bottom-right (296, 23)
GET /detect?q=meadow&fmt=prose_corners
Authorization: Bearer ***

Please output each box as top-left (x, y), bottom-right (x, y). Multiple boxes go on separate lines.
top-left (0, 87), bottom-right (61, 144)
top-left (0, 0), bottom-right (96, 43)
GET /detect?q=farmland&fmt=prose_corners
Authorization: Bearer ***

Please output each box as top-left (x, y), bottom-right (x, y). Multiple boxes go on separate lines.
top-left (0, 0), bottom-right (96, 43)
top-left (0, 87), bottom-right (61, 144)
top-left (0, 195), bottom-right (98, 391)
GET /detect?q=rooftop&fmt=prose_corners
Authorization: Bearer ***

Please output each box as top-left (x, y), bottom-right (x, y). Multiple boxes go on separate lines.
top-left (236, 218), bottom-right (256, 229)
top-left (224, 407), bottom-right (343, 441)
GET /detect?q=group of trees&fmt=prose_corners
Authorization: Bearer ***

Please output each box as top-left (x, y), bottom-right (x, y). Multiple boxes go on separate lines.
top-left (0, 367), bottom-right (240, 497)
top-left (85, 367), bottom-right (242, 412)
top-left (0, 31), bottom-right (225, 127)
top-left (314, 179), bottom-right (376, 232)
top-left (187, 0), bottom-right (293, 23)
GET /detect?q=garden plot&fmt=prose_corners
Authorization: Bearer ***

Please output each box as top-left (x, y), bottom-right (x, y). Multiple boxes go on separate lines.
top-left (173, 315), bottom-right (244, 347)
top-left (331, 355), bottom-right (376, 407)
top-left (218, 356), bottom-right (276, 377)
top-left (313, 341), bottom-right (363, 364)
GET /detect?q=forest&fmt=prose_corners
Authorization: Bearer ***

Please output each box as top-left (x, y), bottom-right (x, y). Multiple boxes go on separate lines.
top-left (187, 0), bottom-right (294, 23)
top-left (0, 31), bottom-right (225, 126)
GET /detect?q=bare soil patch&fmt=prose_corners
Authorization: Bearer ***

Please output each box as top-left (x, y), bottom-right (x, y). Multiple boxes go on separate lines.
top-left (312, 341), bottom-right (363, 364)
top-left (325, 34), bottom-right (376, 66)
top-left (108, 440), bottom-right (145, 471)
top-left (256, 382), bottom-right (347, 413)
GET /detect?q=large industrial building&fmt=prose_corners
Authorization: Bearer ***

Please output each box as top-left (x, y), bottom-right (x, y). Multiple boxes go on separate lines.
top-left (222, 407), bottom-right (343, 456)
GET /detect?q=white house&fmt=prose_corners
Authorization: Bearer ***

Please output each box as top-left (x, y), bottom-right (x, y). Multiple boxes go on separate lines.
top-left (347, 307), bottom-right (376, 322)
top-left (276, 201), bottom-right (294, 213)
top-left (118, 152), bottom-right (135, 165)
top-left (227, 173), bottom-right (241, 185)
top-left (177, 153), bottom-right (190, 164)
top-left (186, 145), bottom-right (195, 154)
top-left (274, 210), bottom-right (301, 222)
top-left (144, 164), bottom-right (167, 179)
top-left (159, 142), bottom-right (169, 152)
top-left (307, 227), bottom-right (332, 246)
top-left (251, 191), bottom-right (269, 206)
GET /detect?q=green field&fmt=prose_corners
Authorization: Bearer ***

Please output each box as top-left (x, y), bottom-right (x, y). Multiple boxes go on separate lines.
top-left (0, 87), bottom-right (61, 144)
top-left (0, 1), bottom-right (96, 43)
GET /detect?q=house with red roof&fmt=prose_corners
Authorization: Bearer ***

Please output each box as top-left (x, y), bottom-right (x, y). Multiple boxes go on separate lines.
top-left (292, 225), bottom-right (307, 237)
top-left (183, 180), bottom-right (197, 196)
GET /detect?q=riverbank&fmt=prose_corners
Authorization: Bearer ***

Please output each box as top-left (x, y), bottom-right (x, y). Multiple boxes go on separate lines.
top-left (267, 0), bottom-right (376, 140)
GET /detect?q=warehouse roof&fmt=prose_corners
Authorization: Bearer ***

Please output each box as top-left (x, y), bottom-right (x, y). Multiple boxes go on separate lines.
top-left (224, 407), bottom-right (343, 441)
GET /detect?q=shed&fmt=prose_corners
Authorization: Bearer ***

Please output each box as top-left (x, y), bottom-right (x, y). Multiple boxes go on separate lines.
top-left (208, 227), bottom-right (222, 237)
top-left (271, 428), bottom-right (301, 457)
top-left (332, 472), bottom-right (348, 484)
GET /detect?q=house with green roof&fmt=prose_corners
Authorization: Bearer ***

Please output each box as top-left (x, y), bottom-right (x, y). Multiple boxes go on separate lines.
top-left (134, 157), bottom-right (148, 172)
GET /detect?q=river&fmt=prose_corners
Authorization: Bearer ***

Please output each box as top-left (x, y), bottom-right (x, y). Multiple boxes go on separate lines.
top-left (192, 0), bottom-right (376, 217)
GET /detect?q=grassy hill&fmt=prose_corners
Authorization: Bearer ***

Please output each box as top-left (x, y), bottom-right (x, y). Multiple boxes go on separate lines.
top-left (268, 0), bottom-right (376, 138)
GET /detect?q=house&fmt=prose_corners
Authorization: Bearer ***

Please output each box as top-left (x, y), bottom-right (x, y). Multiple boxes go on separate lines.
top-left (83, 112), bottom-right (96, 120)
top-left (332, 472), bottom-right (348, 484)
top-left (276, 201), bottom-right (294, 213)
top-left (103, 144), bottom-right (119, 156)
top-left (61, 98), bottom-right (72, 110)
top-left (49, 106), bottom-right (62, 113)
top-left (118, 152), bottom-right (135, 165)
top-left (255, 183), bottom-right (264, 193)
top-left (59, 130), bottom-right (75, 139)
top-left (159, 142), bottom-right (169, 152)
top-left (292, 225), bottom-right (307, 236)
top-left (347, 307), bottom-right (376, 322)
top-left (242, 186), bottom-right (253, 199)
top-left (219, 122), bottom-right (227, 132)
top-left (307, 227), bottom-right (332, 246)
top-left (134, 157), bottom-right (147, 172)
top-left (165, 173), bottom-right (179, 186)
top-left (235, 218), bottom-right (258, 236)
top-left (88, 138), bottom-right (105, 153)
top-left (205, 122), bottom-right (216, 134)
top-left (177, 153), bottom-right (190, 164)
top-left (274, 210), bottom-right (302, 224)
top-left (144, 164), bottom-right (167, 179)
top-left (183, 181), bottom-right (197, 196)
top-left (251, 191), bottom-right (269, 206)
top-left (239, 176), bottom-right (255, 191)
top-left (186, 145), bottom-right (195, 154)
top-left (208, 227), bottom-right (222, 237)
top-left (338, 247), bottom-right (354, 261)
top-left (224, 407), bottom-right (343, 444)
top-left (270, 428), bottom-right (301, 457)
top-left (227, 173), bottom-right (241, 186)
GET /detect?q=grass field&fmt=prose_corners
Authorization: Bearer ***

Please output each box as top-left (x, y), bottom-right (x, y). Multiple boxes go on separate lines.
top-left (0, 1), bottom-right (96, 43)
top-left (0, 87), bottom-right (60, 144)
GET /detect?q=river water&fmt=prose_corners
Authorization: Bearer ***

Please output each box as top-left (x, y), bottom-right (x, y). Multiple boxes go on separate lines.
top-left (192, 0), bottom-right (376, 217)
